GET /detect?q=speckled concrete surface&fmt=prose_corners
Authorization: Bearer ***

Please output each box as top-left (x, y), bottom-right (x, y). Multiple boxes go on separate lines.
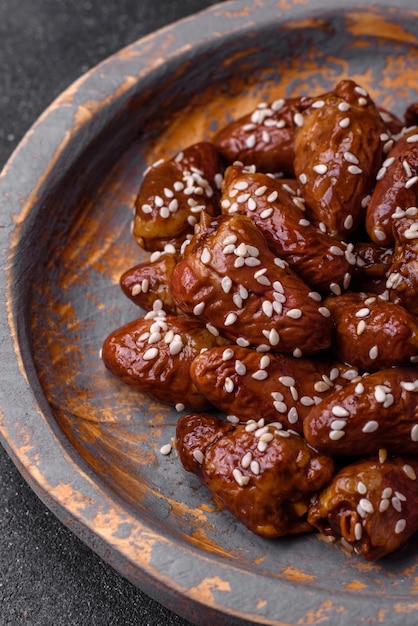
top-left (0, 2), bottom-right (221, 624)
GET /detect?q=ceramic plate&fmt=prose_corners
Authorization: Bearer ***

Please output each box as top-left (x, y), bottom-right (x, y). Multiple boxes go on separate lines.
top-left (1, 1), bottom-right (418, 624)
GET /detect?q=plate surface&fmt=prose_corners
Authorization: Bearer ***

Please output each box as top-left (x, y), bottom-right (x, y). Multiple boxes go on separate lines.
top-left (1, 1), bottom-right (418, 624)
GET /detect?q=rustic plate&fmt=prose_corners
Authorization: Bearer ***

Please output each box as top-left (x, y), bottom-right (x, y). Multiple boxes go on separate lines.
top-left (1, 1), bottom-right (418, 624)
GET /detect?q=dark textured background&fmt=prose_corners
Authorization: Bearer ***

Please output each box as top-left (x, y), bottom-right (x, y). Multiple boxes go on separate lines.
top-left (0, 2), bottom-right (224, 624)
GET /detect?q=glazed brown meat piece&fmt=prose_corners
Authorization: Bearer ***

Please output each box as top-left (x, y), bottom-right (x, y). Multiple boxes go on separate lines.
top-left (213, 95), bottom-right (313, 175)
top-left (366, 126), bottom-right (418, 246)
top-left (101, 304), bottom-right (229, 411)
top-left (405, 103), bottom-right (418, 127)
top-left (170, 212), bottom-right (334, 356)
top-left (303, 366), bottom-right (418, 457)
top-left (308, 457), bottom-right (418, 560)
top-left (325, 292), bottom-right (418, 371)
top-left (176, 412), bottom-right (334, 538)
top-left (294, 80), bottom-right (387, 239)
top-left (120, 251), bottom-right (180, 315)
top-left (190, 345), bottom-right (359, 434)
top-left (133, 142), bottom-right (222, 251)
top-left (386, 205), bottom-right (418, 314)
top-left (221, 164), bottom-right (355, 294)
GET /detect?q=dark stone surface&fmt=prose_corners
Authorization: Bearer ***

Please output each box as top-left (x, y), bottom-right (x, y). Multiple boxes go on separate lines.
top-left (0, 2), bottom-right (222, 624)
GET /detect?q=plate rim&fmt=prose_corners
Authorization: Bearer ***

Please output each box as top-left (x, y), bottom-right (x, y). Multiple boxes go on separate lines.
top-left (1, 1), bottom-right (418, 624)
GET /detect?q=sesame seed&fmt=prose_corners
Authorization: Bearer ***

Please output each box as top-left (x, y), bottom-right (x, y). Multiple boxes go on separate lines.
top-left (318, 307), bottom-right (331, 317)
top-left (224, 377), bottom-right (234, 393)
top-left (344, 215), bottom-right (354, 230)
top-left (356, 320), bottom-right (366, 335)
top-left (236, 337), bottom-right (250, 347)
top-left (308, 291), bottom-right (322, 301)
top-left (362, 420), bottom-right (379, 433)
top-left (354, 522), bottom-right (363, 541)
top-left (330, 245), bottom-right (344, 256)
top-left (406, 134), bottom-right (418, 143)
top-left (348, 165), bottom-right (363, 175)
top-left (235, 180), bottom-right (249, 190)
top-left (403, 464), bottom-right (417, 480)
top-left (237, 193), bottom-right (250, 203)
top-left (245, 421), bottom-right (258, 432)
top-left (260, 355), bottom-right (270, 369)
top-left (252, 369), bottom-right (268, 381)
top-left (175, 403), bottom-right (185, 412)
top-left (268, 329), bottom-right (280, 346)
top-left (143, 347), bottom-right (158, 360)
top-left (221, 276), bottom-right (233, 293)
top-left (359, 498), bottom-right (374, 514)
top-left (245, 134), bottom-right (257, 148)
top-left (262, 301), bottom-right (273, 317)
top-left (255, 185), bottom-right (267, 196)
top-left (379, 499), bottom-right (390, 512)
top-left (330, 283), bottom-right (341, 295)
top-left (338, 101), bottom-right (350, 112)
top-left (250, 460), bottom-right (260, 475)
top-left (288, 407), bottom-right (299, 424)
top-left (193, 449), bottom-right (204, 464)
top-left (358, 97), bottom-right (368, 106)
top-left (273, 401), bottom-right (287, 413)
top-left (411, 424), bottom-right (418, 441)
top-left (260, 207), bottom-right (274, 219)
top-left (298, 173), bottom-right (308, 184)
top-left (233, 468), bottom-right (250, 486)
top-left (222, 348), bottom-right (234, 360)
top-left (248, 198), bottom-right (257, 211)
top-left (286, 308), bottom-right (302, 319)
top-left (395, 519), bottom-right (407, 534)
top-left (225, 312), bottom-right (238, 327)
top-left (332, 405), bottom-right (350, 417)
top-left (241, 451), bottom-right (252, 468)
top-left (160, 443), bottom-right (172, 455)
top-left (314, 380), bottom-right (331, 392)
top-left (226, 414), bottom-right (240, 424)
top-left (206, 323), bottom-right (219, 336)
top-left (357, 481), bottom-right (367, 495)
top-left (355, 307), bottom-right (370, 318)
top-left (339, 117), bottom-right (350, 128)
top-left (369, 345), bottom-right (378, 360)
top-left (330, 419), bottom-right (346, 430)
top-left (201, 248), bottom-right (211, 264)
top-left (379, 448), bottom-right (387, 463)
top-left (235, 360), bottom-right (247, 375)
top-left (405, 175), bottom-right (418, 189)
top-left (293, 112), bottom-right (304, 127)
top-left (259, 432), bottom-right (274, 443)
top-left (312, 99), bottom-right (325, 108)
top-left (131, 283), bottom-right (141, 296)
top-left (313, 164), bottom-right (328, 175)
top-left (193, 302), bottom-right (205, 316)
top-left (278, 375), bottom-right (295, 387)
top-left (329, 430), bottom-right (345, 440)
top-left (267, 190), bottom-right (278, 202)
top-left (301, 396), bottom-right (315, 406)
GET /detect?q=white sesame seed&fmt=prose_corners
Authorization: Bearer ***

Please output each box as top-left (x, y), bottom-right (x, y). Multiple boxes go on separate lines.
top-left (406, 134), bottom-right (418, 143)
top-left (300, 396), bottom-right (315, 406)
top-left (403, 464), bottom-right (417, 480)
top-left (160, 443), bottom-right (172, 455)
top-left (313, 164), bottom-right (328, 175)
top-left (222, 348), bottom-right (234, 361)
top-left (405, 175), bottom-right (418, 189)
top-left (224, 377), bottom-right (234, 393)
top-left (314, 380), bottom-right (331, 392)
top-left (241, 451), bottom-right (252, 469)
top-left (293, 112), bottom-right (304, 127)
top-left (332, 405), bottom-right (350, 417)
top-left (354, 522), bottom-right (363, 541)
top-left (359, 498), bottom-right (374, 514)
top-left (236, 337), bottom-right (250, 347)
top-left (285, 308), bottom-right (302, 320)
top-left (268, 329), bottom-right (280, 346)
top-left (357, 481), bottom-right (367, 495)
top-left (330, 245), bottom-right (344, 256)
top-left (273, 400), bottom-right (287, 413)
top-left (339, 117), bottom-right (350, 128)
top-left (395, 519), bottom-right (407, 534)
top-left (338, 101), bottom-right (350, 112)
top-left (318, 306), bottom-right (331, 317)
top-left (411, 424), bottom-right (418, 441)
top-left (252, 369), bottom-right (268, 381)
top-left (329, 430), bottom-right (345, 440)
top-left (344, 215), bottom-right (354, 230)
top-left (288, 407), bottom-right (299, 424)
top-left (206, 323), bottom-right (219, 336)
top-left (330, 419), bottom-right (346, 430)
top-left (245, 134), bottom-right (256, 148)
top-left (193, 302), bottom-right (205, 316)
top-left (369, 345), bottom-right (378, 360)
top-left (262, 301), bottom-right (273, 317)
top-left (235, 360), bottom-right (247, 375)
top-left (379, 499), bottom-right (390, 513)
top-left (225, 312), bottom-right (238, 327)
top-left (312, 99), bottom-right (325, 108)
top-left (348, 165), bottom-right (363, 175)
top-left (362, 420), bottom-right (379, 433)
top-left (355, 307), bottom-right (370, 318)
top-left (279, 375), bottom-right (296, 387)
top-left (193, 449), bottom-right (204, 464)
top-left (250, 460), bottom-right (260, 475)
top-left (382, 487), bottom-right (392, 499)
top-left (143, 347), bottom-right (158, 360)
top-left (233, 468), bottom-right (250, 486)
top-left (259, 355), bottom-right (270, 369)
top-left (267, 190), bottom-right (278, 202)
top-left (298, 173), bottom-right (308, 184)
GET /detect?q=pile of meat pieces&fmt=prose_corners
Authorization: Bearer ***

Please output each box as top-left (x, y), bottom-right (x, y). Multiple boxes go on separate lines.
top-left (102, 80), bottom-right (418, 561)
